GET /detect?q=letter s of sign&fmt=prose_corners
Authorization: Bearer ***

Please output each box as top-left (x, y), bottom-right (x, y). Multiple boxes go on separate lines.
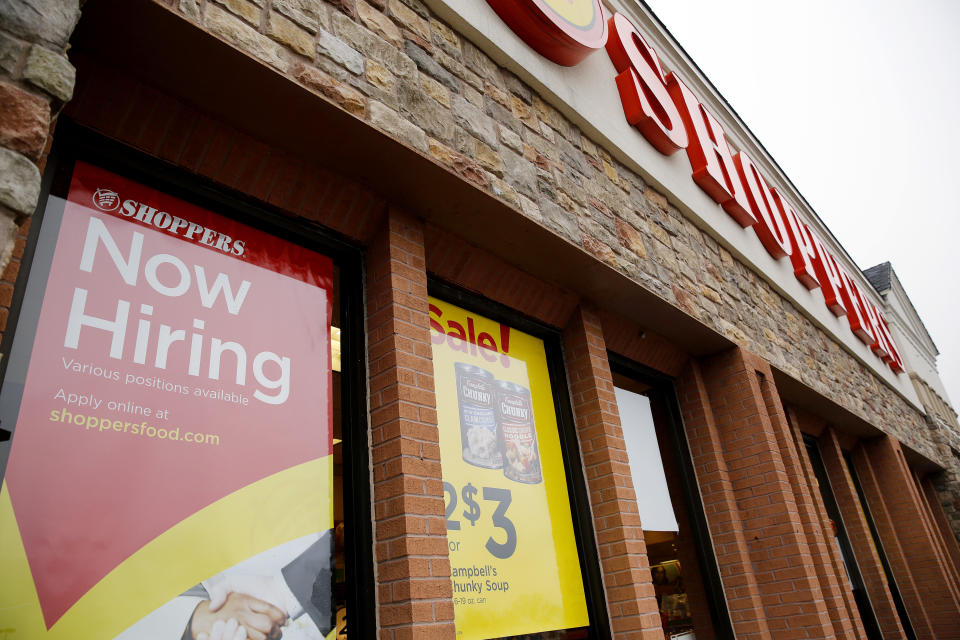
top-left (605, 13), bottom-right (688, 155)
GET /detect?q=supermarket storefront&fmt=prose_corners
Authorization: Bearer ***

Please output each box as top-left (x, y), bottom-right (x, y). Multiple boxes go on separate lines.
top-left (0, 0), bottom-right (958, 639)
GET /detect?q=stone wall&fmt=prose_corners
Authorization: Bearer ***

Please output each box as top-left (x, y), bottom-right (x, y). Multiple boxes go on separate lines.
top-left (903, 377), bottom-right (960, 538)
top-left (0, 0), bottom-right (79, 264)
top-left (0, 0), bottom-right (80, 344)
top-left (934, 459), bottom-right (960, 540)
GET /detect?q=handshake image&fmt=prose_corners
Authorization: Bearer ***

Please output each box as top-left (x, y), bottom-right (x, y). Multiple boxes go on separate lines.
top-left (117, 532), bottom-right (333, 640)
top-left (186, 572), bottom-right (305, 640)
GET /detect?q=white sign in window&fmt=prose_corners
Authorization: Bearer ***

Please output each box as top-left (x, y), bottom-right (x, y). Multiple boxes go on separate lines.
top-left (615, 387), bottom-right (679, 532)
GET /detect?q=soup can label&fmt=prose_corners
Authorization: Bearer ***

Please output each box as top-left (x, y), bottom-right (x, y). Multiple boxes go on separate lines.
top-left (455, 362), bottom-right (501, 468)
top-left (495, 381), bottom-right (542, 484)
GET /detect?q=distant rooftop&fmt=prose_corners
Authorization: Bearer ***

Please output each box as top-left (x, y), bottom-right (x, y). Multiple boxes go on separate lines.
top-left (864, 261), bottom-right (939, 357)
top-left (864, 261), bottom-right (892, 294)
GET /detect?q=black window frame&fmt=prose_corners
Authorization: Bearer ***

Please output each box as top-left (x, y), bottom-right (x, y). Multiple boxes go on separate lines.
top-left (428, 278), bottom-right (612, 640)
top-left (0, 120), bottom-right (376, 639)
top-left (843, 449), bottom-right (917, 640)
top-left (608, 353), bottom-right (735, 640)
top-left (802, 434), bottom-right (883, 640)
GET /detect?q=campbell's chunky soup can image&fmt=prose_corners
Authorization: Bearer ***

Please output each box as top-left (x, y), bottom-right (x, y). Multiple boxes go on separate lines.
top-left (455, 362), bottom-right (501, 468)
top-left (495, 380), bottom-right (542, 484)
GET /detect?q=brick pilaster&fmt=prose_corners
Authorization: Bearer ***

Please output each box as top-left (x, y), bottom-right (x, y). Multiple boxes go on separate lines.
top-left (777, 405), bottom-right (866, 640)
top-left (675, 359), bottom-right (771, 640)
top-left (919, 476), bottom-right (960, 580)
top-left (819, 427), bottom-right (907, 640)
top-left (562, 304), bottom-right (664, 640)
top-left (850, 443), bottom-right (935, 639)
top-left (599, 311), bottom-right (689, 377)
top-left (909, 470), bottom-right (960, 599)
top-left (860, 436), bottom-right (960, 638)
top-left (366, 208), bottom-right (455, 640)
top-left (692, 346), bottom-right (834, 639)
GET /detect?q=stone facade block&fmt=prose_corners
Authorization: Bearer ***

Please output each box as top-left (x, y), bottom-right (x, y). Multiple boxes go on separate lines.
top-left (214, 0), bottom-right (261, 26)
top-left (398, 77), bottom-right (454, 142)
top-left (388, 0), bottom-right (429, 43)
top-left (403, 40), bottom-right (456, 92)
top-left (22, 44), bottom-right (74, 101)
top-left (357, 0), bottom-right (402, 48)
top-left (451, 93), bottom-right (497, 149)
top-left (317, 25), bottom-right (365, 74)
top-left (365, 58), bottom-right (396, 92)
top-left (368, 99), bottom-right (427, 152)
top-left (268, 10), bottom-right (315, 58)
top-left (0, 80), bottom-right (49, 159)
top-left (0, 0), bottom-right (79, 48)
top-left (178, 0), bottom-right (201, 23)
top-left (0, 147), bottom-right (40, 216)
top-left (205, 4), bottom-right (290, 72)
top-left (325, 0), bottom-right (357, 21)
top-left (0, 31), bottom-right (27, 75)
top-left (294, 63), bottom-right (367, 117)
top-left (273, 0), bottom-right (328, 33)
top-left (0, 146), bottom-right (40, 216)
top-left (0, 214), bottom-right (18, 273)
top-left (417, 71), bottom-right (448, 107)
top-left (426, 137), bottom-right (488, 190)
top-left (333, 11), bottom-right (414, 81)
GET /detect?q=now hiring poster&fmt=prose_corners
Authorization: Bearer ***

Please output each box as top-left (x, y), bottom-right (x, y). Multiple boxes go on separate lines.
top-left (0, 162), bottom-right (335, 640)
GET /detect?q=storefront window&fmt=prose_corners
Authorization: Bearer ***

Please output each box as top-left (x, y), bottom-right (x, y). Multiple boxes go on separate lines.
top-left (802, 435), bottom-right (882, 640)
top-left (844, 451), bottom-right (917, 640)
top-left (428, 288), bottom-right (605, 640)
top-left (612, 365), bottom-right (732, 640)
top-left (0, 141), bottom-right (370, 640)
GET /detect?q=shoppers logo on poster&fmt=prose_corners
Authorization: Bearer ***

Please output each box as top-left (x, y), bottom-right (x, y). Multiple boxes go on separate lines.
top-left (0, 162), bottom-right (335, 639)
top-left (430, 298), bottom-right (588, 640)
top-left (92, 187), bottom-right (120, 211)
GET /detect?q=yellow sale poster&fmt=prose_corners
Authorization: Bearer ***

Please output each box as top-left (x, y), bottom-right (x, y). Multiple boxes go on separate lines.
top-left (429, 297), bottom-right (589, 640)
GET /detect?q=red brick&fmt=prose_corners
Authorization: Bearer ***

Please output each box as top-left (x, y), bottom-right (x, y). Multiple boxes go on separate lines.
top-left (425, 224), bottom-right (578, 328)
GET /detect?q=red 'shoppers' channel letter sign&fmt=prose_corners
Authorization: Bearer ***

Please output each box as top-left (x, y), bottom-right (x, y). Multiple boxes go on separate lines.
top-left (0, 162), bottom-right (336, 639)
top-left (487, 5), bottom-right (905, 374)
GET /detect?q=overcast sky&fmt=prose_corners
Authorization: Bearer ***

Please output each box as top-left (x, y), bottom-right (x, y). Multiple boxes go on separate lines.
top-left (641, 0), bottom-right (960, 407)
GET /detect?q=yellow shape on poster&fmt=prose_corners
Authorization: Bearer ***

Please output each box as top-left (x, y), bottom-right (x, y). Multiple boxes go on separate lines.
top-left (0, 457), bottom-right (331, 639)
top-left (429, 297), bottom-right (589, 640)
